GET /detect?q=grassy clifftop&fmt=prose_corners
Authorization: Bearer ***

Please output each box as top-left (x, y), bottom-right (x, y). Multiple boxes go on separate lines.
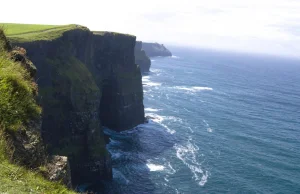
top-left (93, 31), bottom-right (135, 37)
top-left (1, 23), bottom-right (88, 43)
top-left (0, 29), bottom-right (74, 193)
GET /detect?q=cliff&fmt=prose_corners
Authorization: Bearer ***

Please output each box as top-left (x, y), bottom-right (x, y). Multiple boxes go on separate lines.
top-left (2, 24), bottom-right (145, 189)
top-left (135, 41), bottom-right (151, 73)
top-left (142, 42), bottom-right (172, 57)
top-left (0, 29), bottom-right (74, 193)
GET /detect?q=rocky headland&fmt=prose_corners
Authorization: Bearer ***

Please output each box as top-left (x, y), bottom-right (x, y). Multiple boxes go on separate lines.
top-left (0, 24), bottom-right (145, 192)
top-left (142, 42), bottom-right (172, 57)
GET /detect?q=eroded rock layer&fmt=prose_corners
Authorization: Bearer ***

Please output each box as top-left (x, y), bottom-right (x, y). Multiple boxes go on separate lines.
top-left (11, 29), bottom-right (145, 185)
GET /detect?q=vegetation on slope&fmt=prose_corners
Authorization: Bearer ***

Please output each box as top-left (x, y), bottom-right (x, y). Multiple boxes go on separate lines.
top-left (1, 23), bottom-right (88, 43)
top-left (1, 23), bottom-right (61, 35)
top-left (0, 136), bottom-right (74, 194)
top-left (0, 32), bottom-right (40, 131)
top-left (0, 29), bottom-right (75, 193)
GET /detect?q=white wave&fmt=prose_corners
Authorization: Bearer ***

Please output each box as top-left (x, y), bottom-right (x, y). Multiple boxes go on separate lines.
top-left (175, 86), bottom-right (213, 92)
top-left (199, 171), bottom-right (209, 186)
top-left (207, 128), bottom-right (213, 133)
top-left (151, 68), bottom-right (162, 73)
top-left (203, 119), bottom-right (209, 126)
top-left (144, 82), bottom-right (162, 87)
top-left (151, 59), bottom-right (156, 62)
top-left (167, 162), bottom-right (176, 174)
top-left (184, 126), bottom-right (194, 133)
top-left (145, 108), bottom-right (161, 112)
top-left (184, 108), bottom-right (192, 113)
top-left (146, 113), bottom-right (165, 123)
top-left (161, 123), bottom-right (176, 134)
top-left (142, 76), bottom-right (150, 82)
top-left (146, 113), bottom-right (177, 134)
top-left (203, 120), bottom-right (213, 133)
top-left (174, 138), bottom-right (208, 186)
top-left (147, 163), bottom-right (165, 171)
top-left (171, 55), bottom-right (179, 58)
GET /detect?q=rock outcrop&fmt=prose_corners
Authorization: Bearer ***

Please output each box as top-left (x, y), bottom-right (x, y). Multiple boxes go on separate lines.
top-left (46, 155), bottom-right (72, 188)
top-left (142, 42), bottom-right (172, 57)
top-left (135, 41), bottom-right (151, 73)
top-left (10, 28), bottom-right (145, 186)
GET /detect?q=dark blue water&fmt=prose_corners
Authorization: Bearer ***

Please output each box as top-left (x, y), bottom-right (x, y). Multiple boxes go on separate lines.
top-left (104, 47), bottom-right (300, 194)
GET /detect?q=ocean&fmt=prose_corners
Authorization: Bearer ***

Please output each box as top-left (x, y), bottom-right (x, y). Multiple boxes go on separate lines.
top-left (102, 47), bottom-right (300, 194)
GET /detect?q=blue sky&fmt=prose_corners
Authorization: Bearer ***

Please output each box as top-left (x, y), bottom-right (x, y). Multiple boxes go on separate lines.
top-left (1, 0), bottom-right (300, 57)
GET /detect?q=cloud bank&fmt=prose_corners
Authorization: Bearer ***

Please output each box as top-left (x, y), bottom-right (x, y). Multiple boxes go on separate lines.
top-left (1, 0), bottom-right (300, 57)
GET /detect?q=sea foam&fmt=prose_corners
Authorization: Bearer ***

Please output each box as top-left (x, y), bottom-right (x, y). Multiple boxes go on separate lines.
top-left (174, 86), bottom-right (213, 92)
top-left (145, 108), bottom-right (161, 112)
top-left (146, 163), bottom-right (165, 171)
top-left (174, 137), bottom-right (208, 186)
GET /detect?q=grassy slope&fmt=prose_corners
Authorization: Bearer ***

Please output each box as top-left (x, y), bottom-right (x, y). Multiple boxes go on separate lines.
top-left (1, 23), bottom-right (88, 43)
top-left (0, 30), bottom-right (75, 193)
top-left (0, 137), bottom-right (74, 194)
top-left (1, 23), bottom-right (61, 35)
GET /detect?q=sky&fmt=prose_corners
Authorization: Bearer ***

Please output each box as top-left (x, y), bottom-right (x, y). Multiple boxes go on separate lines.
top-left (1, 0), bottom-right (300, 57)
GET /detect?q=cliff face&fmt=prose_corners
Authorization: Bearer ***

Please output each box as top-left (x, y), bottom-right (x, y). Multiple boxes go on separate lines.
top-left (0, 29), bottom-right (73, 192)
top-left (92, 32), bottom-right (145, 131)
top-left (11, 29), bottom-right (145, 185)
top-left (134, 41), bottom-right (151, 72)
top-left (142, 42), bottom-right (172, 57)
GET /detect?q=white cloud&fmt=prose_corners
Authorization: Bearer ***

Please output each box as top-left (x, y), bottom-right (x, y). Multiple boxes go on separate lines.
top-left (1, 0), bottom-right (300, 57)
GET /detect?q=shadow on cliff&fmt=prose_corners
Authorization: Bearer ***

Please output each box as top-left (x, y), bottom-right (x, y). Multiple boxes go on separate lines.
top-left (93, 122), bottom-right (178, 194)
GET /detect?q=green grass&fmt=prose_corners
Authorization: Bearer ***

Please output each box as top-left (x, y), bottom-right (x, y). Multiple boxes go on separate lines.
top-left (0, 39), bottom-right (41, 131)
top-left (1, 23), bottom-right (88, 43)
top-left (93, 31), bottom-right (135, 37)
top-left (0, 30), bottom-right (75, 193)
top-left (1, 23), bottom-right (61, 35)
top-left (0, 134), bottom-right (75, 194)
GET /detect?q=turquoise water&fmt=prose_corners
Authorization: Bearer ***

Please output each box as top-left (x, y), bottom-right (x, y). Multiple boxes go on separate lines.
top-left (103, 48), bottom-right (300, 194)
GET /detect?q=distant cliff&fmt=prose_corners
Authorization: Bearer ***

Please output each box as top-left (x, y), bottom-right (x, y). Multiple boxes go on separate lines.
top-left (142, 42), bottom-right (172, 57)
top-left (5, 24), bottom-right (145, 188)
top-left (135, 41), bottom-right (151, 73)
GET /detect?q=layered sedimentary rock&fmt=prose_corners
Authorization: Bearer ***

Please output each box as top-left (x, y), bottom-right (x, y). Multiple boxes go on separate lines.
top-left (11, 28), bottom-right (145, 185)
top-left (142, 42), bottom-right (172, 57)
top-left (134, 41), bottom-right (151, 72)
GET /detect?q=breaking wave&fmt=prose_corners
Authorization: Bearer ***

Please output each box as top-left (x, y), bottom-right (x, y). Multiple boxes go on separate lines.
top-left (174, 86), bottom-right (213, 92)
top-left (145, 108), bottom-right (161, 112)
top-left (146, 163), bottom-right (165, 171)
top-left (174, 137), bottom-right (209, 186)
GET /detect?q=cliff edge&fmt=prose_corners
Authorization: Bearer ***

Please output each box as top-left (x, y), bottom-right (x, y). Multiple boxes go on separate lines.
top-left (142, 42), bottom-right (172, 57)
top-left (1, 23), bottom-right (145, 190)
top-left (0, 28), bottom-right (74, 193)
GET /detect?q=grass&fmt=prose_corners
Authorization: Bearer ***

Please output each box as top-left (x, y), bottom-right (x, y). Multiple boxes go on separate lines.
top-left (0, 29), bottom-right (75, 193)
top-left (1, 23), bottom-right (61, 35)
top-left (93, 31), bottom-right (135, 37)
top-left (0, 134), bottom-right (75, 194)
top-left (0, 37), bottom-right (41, 131)
top-left (1, 23), bottom-right (88, 43)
